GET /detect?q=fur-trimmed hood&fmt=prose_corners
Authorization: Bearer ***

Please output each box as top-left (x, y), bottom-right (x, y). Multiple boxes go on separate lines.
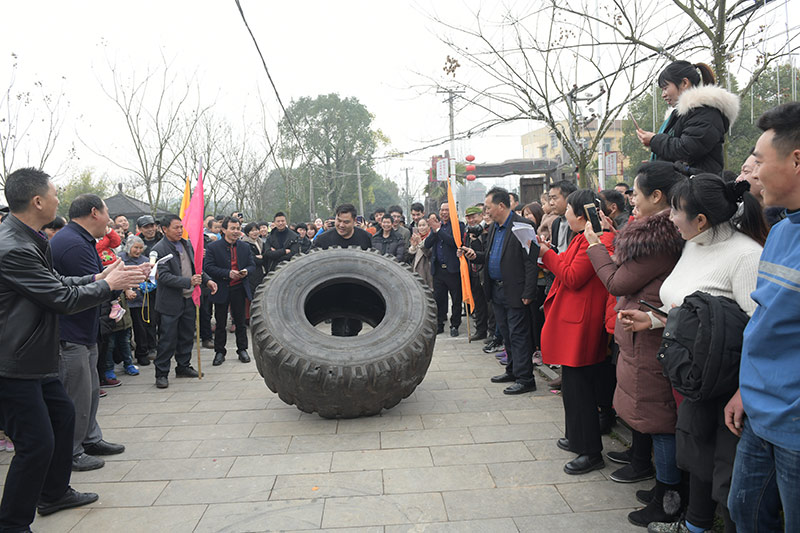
top-left (613, 209), bottom-right (684, 265)
top-left (676, 85), bottom-right (740, 126)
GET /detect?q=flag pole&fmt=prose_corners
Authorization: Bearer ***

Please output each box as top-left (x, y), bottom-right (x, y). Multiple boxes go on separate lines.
top-left (196, 305), bottom-right (202, 379)
top-left (466, 303), bottom-right (471, 342)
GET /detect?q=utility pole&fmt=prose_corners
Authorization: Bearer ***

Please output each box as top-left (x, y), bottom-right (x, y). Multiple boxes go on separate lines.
top-left (437, 87), bottom-right (464, 211)
top-left (356, 161), bottom-right (365, 217)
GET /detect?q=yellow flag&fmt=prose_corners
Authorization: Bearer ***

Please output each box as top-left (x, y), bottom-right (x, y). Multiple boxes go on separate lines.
top-left (178, 176), bottom-right (191, 239)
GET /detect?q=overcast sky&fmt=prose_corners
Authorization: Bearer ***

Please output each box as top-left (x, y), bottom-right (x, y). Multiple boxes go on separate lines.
top-left (2, 0), bottom-right (797, 203)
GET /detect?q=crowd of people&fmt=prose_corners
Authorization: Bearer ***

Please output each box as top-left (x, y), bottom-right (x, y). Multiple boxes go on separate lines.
top-left (0, 59), bottom-right (798, 533)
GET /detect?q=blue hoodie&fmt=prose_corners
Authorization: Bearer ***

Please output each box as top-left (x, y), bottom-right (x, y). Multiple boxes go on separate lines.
top-left (740, 208), bottom-right (800, 451)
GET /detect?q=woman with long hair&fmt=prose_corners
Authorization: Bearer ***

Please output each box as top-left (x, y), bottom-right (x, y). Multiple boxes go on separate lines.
top-left (585, 161), bottom-right (687, 526)
top-left (636, 61), bottom-right (739, 175)
top-left (620, 174), bottom-right (767, 533)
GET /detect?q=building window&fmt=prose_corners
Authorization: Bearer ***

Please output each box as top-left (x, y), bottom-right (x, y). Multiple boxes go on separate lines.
top-left (550, 133), bottom-right (558, 149)
top-left (540, 146), bottom-right (547, 158)
top-left (602, 138), bottom-right (612, 153)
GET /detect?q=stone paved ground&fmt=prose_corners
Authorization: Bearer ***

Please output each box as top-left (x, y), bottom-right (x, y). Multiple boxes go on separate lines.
top-left (8, 333), bottom-right (651, 532)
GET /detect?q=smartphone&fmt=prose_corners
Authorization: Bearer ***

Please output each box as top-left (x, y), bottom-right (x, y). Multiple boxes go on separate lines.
top-left (628, 111), bottom-right (640, 130)
top-left (356, 215), bottom-right (364, 224)
top-left (638, 300), bottom-right (668, 318)
top-left (583, 203), bottom-right (602, 233)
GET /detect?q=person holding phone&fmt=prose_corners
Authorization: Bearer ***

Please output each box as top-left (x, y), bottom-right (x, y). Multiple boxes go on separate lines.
top-left (535, 189), bottom-right (615, 475)
top-left (585, 161), bottom-right (687, 526)
top-left (619, 175), bottom-right (767, 533)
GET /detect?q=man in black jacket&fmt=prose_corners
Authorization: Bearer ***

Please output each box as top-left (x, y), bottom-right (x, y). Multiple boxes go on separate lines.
top-left (264, 212), bottom-right (299, 272)
top-left (151, 214), bottom-right (217, 389)
top-left (204, 216), bottom-right (256, 366)
top-left (0, 168), bottom-right (146, 530)
top-left (425, 202), bottom-right (465, 336)
top-left (464, 205), bottom-right (489, 340)
top-left (463, 187), bottom-right (538, 394)
top-left (548, 180), bottom-right (577, 253)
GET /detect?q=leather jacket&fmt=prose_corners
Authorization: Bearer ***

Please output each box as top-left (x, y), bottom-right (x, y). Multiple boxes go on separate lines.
top-left (0, 215), bottom-right (112, 379)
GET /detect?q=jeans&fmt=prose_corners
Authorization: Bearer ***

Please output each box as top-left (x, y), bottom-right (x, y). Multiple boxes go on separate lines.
top-left (103, 328), bottom-right (134, 371)
top-left (0, 378), bottom-right (74, 532)
top-left (729, 419), bottom-right (797, 533)
top-left (652, 433), bottom-right (681, 485)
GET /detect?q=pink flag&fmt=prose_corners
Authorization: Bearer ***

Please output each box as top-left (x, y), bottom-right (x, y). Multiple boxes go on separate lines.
top-left (182, 167), bottom-right (205, 306)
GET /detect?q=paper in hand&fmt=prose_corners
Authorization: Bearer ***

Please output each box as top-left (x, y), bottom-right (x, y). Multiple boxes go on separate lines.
top-left (511, 222), bottom-right (538, 253)
top-left (149, 253), bottom-right (173, 282)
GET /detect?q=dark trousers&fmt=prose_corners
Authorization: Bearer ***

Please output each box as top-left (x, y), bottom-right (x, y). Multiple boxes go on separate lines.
top-left (331, 318), bottom-right (363, 337)
top-left (199, 291), bottom-right (213, 341)
top-left (433, 270), bottom-right (462, 329)
top-left (490, 281), bottom-right (534, 386)
top-left (130, 306), bottom-right (155, 358)
top-left (470, 274), bottom-right (488, 336)
top-left (0, 377), bottom-right (74, 532)
top-left (530, 284), bottom-right (546, 350)
top-left (155, 298), bottom-right (196, 377)
top-left (562, 363), bottom-right (605, 456)
top-left (214, 285), bottom-right (248, 354)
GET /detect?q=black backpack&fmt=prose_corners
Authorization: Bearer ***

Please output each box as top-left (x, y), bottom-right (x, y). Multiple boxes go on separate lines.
top-left (656, 291), bottom-right (750, 401)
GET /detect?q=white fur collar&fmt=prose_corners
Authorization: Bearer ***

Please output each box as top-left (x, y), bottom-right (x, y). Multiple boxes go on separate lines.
top-left (676, 85), bottom-right (740, 125)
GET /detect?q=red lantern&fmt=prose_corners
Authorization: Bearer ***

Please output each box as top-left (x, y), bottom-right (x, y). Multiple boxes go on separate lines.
top-left (466, 174), bottom-right (476, 181)
top-left (465, 164), bottom-right (476, 172)
top-left (465, 154), bottom-right (475, 162)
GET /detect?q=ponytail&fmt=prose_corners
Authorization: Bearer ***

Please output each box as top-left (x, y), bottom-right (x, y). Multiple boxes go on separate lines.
top-left (729, 182), bottom-right (769, 246)
top-left (693, 62), bottom-right (716, 86)
top-left (658, 60), bottom-right (716, 88)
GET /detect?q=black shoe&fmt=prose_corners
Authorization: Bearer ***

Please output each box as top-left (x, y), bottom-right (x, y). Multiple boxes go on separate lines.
top-left (483, 336), bottom-right (496, 345)
top-left (83, 439), bottom-right (125, 456)
top-left (482, 340), bottom-right (504, 353)
top-left (606, 448), bottom-right (633, 465)
top-left (610, 463), bottom-right (656, 483)
top-left (564, 454), bottom-right (605, 475)
top-left (201, 339), bottom-right (214, 349)
top-left (437, 325), bottom-right (445, 334)
top-left (213, 352), bottom-right (225, 366)
top-left (237, 350), bottom-right (250, 363)
top-left (503, 382), bottom-right (536, 395)
top-left (450, 327), bottom-right (459, 337)
top-left (71, 453), bottom-right (104, 472)
top-left (599, 408), bottom-right (617, 435)
top-left (628, 481), bottom-right (682, 527)
top-left (636, 485), bottom-right (656, 505)
top-left (470, 332), bottom-right (487, 341)
top-left (37, 487), bottom-right (98, 516)
top-left (176, 366), bottom-right (200, 378)
top-left (556, 438), bottom-right (571, 452)
top-left (490, 373), bottom-right (515, 383)
top-left (155, 376), bottom-right (169, 389)
top-left (136, 357), bottom-right (151, 367)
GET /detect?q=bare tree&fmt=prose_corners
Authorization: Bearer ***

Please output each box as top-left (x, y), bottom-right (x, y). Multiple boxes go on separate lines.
top-left (92, 55), bottom-right (209, 215)
top-left (0, 53), bottom-right (70, 187)
top-left (218, 124), bottom-right (271, 218)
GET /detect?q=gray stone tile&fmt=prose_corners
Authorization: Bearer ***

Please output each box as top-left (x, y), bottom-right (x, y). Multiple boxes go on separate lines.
top-left (101, 426), bottom-right (170, 443)
top-left (469, 422), bottom-right (562, 443)
top-left (444, 378), bottom-right (495, 389)
top-left (415, 378), bottom-right (449, 390)
top-left (381, 427), bottom-right (474, 449)
top-left (331, 448), bottom-right (432, 472)
top-left (430, 442), bottom-right (534, 466)
top-left (556, 480), bottom-right (645, 512)
top-left (385, 518), bottom-right (519, 532)
top-left (420, 411), bottom-right (508, 429)
top-left (155, 476), bottom-right (275, 505)
top-left (489, 460), bottom-right (606, 486)
top-left (271, 470), bottom-right (383, 500)
top-left (443, 486), bottom-right (571, 520)
top-left (191, 436), bottom-right (290, 457)
top-left (168, 389), bottom-right (242, 402)
top-left (383, 464), bottom-right (496, 494)
top-left (514, 509), bottom-right (642, 532)
top-left (322, 493), bottom-right (447, 528)
top-left (195, 500), bottom-right (323, 532)
top-left (190, 398), bottom-right (270, 412)
top-left (337, 415), bottom-right (423, 434)
top-left (292, 528), bottom-right (382, 533)
top-left (424, 370), bottom-right (477, 381)
top-left (70, 460), bottom-right (137, 482)
top-left (161, 422), bottom-right (255, 441)
top-left (114, 401), bottom-right (199, 414)
top-left (228, 452), bottom-right (332, 477)
top-left (217, 408), bottom-right (302, 424)
top-left (288, 432), bottom-right (381, 453)
top-left (250, 419), bottom-right (339, 437)
top-left (502, 408), bottom-right (564, 424)
top-left (68, 504), bottom-right (206, 532)
top-left (524, 440), bottom-right (575, 461)
top-left (72, 481), bottom-right (167, 507)
top-left (103, 440), bottom-right (201, 461)
top-left (381, 400), bottom-right (461, 416)
top-left (123, 457), bottom-right (235, 481)
top-left (31, 508), bottom-right (89, 533)
top-left (136, 411), bottom-right (224, 427)
top-left (455, 398), bottom-right (539, 413)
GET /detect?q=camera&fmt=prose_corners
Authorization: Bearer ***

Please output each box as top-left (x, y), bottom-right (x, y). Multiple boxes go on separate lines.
top-left (465, 224), bottom-right (483, 237)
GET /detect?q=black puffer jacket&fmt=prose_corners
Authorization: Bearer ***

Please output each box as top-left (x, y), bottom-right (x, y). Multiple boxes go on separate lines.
top-left (0, 215), bottom-right (112, 379)
top-left (371, 230), bottom-right (405, 261)
top-left (650, 85), bottom-right (739, 175)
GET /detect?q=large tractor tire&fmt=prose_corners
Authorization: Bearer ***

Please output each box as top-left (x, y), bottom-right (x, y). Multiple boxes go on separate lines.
top-left (250, 247), bottom-right (437, 418)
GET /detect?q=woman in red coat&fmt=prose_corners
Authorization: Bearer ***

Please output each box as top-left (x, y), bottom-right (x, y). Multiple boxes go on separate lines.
top-left (538, 189), bottom-right (615, 475)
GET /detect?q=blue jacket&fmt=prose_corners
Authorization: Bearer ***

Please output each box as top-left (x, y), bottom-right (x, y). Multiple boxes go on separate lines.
top-left (204, 238), bottom-right (256, 303)
top-left (424, 221), bottom-right (465, 276)
top-left (51, 221), bottom-right (104, 345)
top-left (740, 209), bottom-right (800, 451)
